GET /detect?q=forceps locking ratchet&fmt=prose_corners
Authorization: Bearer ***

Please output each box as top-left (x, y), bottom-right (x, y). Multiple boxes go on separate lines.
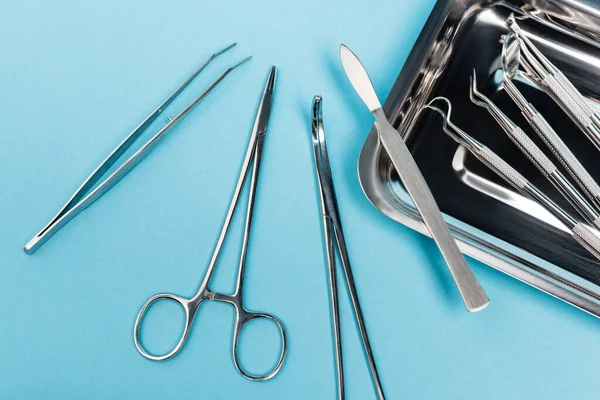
top-left (134, 67), bottom-right (286, 381)
top-left (340, 44), bottom-right (489, 312)
top-left (310, 96), bottom-right (385, 400)
top-left (470, 71), bottom-right (600, 230)
top-left (24, 43), bottom-right (250, 254)
top-left (424, 97), bottom-right (600, 262)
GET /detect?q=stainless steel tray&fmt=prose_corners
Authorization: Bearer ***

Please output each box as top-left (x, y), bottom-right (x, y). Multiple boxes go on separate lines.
top-left (358, 0), bottom-right (600, 317)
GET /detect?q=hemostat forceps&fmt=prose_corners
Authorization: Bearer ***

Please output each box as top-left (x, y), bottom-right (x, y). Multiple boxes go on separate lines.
top-left (470, 71), bottom-right (600, 231)
top-left (24, 43), bottom-right (250, 254)
top-left (506, 15), bottom-right (600, 150)
top-left (499, 33), bottom-right (600, 213)
top-left (310, 96), bottom-right (385, 400)
top-left (424, 97), bottom-right (600, 262)
top-left (134, 67), bottom-right (286, 381)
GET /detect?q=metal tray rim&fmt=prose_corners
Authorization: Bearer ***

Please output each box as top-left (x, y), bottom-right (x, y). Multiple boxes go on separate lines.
top-left (357, 0), bottom-right (600, 318)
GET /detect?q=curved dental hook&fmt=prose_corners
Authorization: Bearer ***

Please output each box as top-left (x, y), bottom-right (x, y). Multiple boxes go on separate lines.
top-left (426, 96), bottom-right (453, 121)
top-left (423, 104), bottom-right (461, 144)
top-left (469, 70), bottom-right (517, 133)
top-left (406, 96), bottom-right (458, 144)
top-left (410, 96), bottom-right (453, 135)
top-left (422, 97), bottom-right (483, 151)
top-left (468, 71), bottom-right (489, 109)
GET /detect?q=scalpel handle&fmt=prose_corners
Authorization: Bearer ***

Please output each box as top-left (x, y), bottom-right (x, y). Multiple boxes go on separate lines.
top-left (374, 110), bottom-right (490, 312)
top-left (340, 43), bottom-right (488, 312)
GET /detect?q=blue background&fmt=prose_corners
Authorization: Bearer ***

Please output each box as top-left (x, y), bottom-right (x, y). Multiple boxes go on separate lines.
top-left (1, 0), bottom-right (599, 398)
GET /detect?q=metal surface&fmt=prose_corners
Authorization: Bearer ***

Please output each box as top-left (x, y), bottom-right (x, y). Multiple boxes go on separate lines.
top-left (424, 97), bottom-right (600, 262)
top-left (133, 68), bottom-right (286, 381)
top-left (310, 96), bottom-right (385, 400)
top-left (24, 44), bottom-right (250, 254)
top-left (341, 44), bottom-right (489, 312)
top-left (470, 71), bottom-right (600, 230)
top-left (507, 15), bottom-right (600, 150)
top-left (357, 0), bottom-right (600, 318)
top-left (500, 32), bottom-right (600, 212)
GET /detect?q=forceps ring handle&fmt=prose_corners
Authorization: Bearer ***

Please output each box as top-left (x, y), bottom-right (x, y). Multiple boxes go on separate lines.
top-left (133, 293), bottom-right (196, 361)
top-left (232, 311), bottom-right (287, 381)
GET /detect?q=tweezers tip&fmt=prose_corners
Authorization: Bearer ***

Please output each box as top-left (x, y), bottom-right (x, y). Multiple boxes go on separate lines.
top-left (23, 238), bottom-right (37, 255)
top-left (231, 56), bottom-right (252, 70)
top-left (214, 42), bottom-right (238, 58)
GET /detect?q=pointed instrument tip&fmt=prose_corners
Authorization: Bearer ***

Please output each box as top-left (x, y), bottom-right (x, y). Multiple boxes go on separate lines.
top-left (213, 42), bottom-right (238, 59)
top-left (469, 69), bottom-right (489, 107)
top-left (469, 70), bottom-right (491, 108)
top-left (338, 43), bottom-right (382, 112)
top-left (260, 66), bottom-right (276, 96)
top-left (231, 55), bottom-right (252, 71)
top-left (339, 44), bottom-right (356, 69)
top-left (470, 68), bottom-right (478, 91)
top-left (339, 43), bottom-right (352, 62)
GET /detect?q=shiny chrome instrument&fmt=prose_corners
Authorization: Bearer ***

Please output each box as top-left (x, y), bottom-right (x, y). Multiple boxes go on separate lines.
top-left (506, 14), bottom-right (600, 150)
top-left (470, 70), bottom-right (600, 231)
top-left (310, 95), bottom-right (385, 400)
top-left (340, 44), bottom-right (489, 312)
top-left (357, 0), bottom-right (600, 319)
top-left (25, 44), bottom-right (250, 254)
top-left (133, 68), bottom-right (286, 381)
top-left (500, 32), bottom-right (600, 212)
top-left (424, 97), bottom-right (600, 262)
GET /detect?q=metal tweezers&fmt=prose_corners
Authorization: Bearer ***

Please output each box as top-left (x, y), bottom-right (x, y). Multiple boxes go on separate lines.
top-left (310, 95), bottom-right (385, 400)
top-left (24, 43), bottom-right (250, 254)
